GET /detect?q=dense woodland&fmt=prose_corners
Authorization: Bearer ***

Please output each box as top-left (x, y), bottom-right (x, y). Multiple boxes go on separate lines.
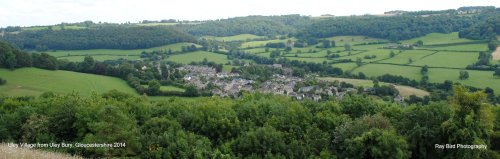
top-left (0, 85), bottom-right (498, 158)
top-left (298, 15), bottom-right (474, 41)
top-left (184, 15), bottom-right (311, 36)
top-left (1, 26), bottom-right (196, 50)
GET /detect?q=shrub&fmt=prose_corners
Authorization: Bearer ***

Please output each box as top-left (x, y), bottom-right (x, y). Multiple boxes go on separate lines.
top-left (0, 77), bottom-right (6, 85)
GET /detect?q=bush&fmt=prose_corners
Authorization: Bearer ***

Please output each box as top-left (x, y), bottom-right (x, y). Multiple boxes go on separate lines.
top-left (0, 77), bottom-right (6, 85)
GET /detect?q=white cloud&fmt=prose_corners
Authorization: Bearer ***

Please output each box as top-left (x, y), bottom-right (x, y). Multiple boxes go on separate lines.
top-left (0, 0), bottom-right (499, 27)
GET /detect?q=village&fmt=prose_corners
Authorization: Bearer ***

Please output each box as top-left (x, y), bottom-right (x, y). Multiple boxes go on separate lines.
top-left (176, 65), bottom-right (404, 102)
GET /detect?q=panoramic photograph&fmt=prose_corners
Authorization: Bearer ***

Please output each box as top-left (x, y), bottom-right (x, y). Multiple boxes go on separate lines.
top-left (0, 0), bottom-right (499, 158)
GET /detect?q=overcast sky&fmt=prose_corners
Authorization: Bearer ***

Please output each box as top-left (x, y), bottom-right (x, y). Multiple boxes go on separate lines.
top-left (0, 0), bottom-right (499, 27)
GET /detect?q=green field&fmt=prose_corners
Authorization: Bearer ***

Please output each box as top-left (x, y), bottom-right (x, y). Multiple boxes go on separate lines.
top-left (427, 68), bottom-right (500, 91)
top-left (0, 68), bottom-right (137, 96)
top-left (380, 50), bottom-right (435, 64)
top-left (319, 77), bottom-right (430, 97)
top-left (332, 63), bottom-right (358, 71)
top-left (422, 43), bottom-right (488, 52)
top-left (241, 38), bottom-right (296, 48)
top-left (402, 32), bottom-right (476, 45)
top-left (203, 34), bottom-right (266, 42)
top-left (166, 51), bottom-right (229, 64)
top-left (324, 36), bottom-right (388, 46)
top-left (141, 85), bottom-right (186, 92)
top-left (352, 64), bottom-right (422, 80)
top-left (411, 51), bottom-right (478, 68)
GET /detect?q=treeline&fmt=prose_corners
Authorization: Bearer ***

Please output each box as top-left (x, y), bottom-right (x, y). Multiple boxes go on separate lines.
top-left (459, 14), bottom-right (500, 40)
top-left (1, 26), bottom-right (196, 50)
top-left (0, 85), bottom-right (498, 158)
top-left (184, 15), bottom-right (311, 36)
top-left (0, 41), bottom-right (58, 70)
top-left (297, 14), bottom-right (473, 41)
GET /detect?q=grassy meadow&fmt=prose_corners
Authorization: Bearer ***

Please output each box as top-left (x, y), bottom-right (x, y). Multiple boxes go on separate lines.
top-left (0, 68), bottom-right (137, 97)
top-left (44, 42), bottom-right (200, 61)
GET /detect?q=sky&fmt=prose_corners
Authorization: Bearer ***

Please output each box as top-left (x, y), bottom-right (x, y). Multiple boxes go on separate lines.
top-left (0, 0), bottom-right (499, 27)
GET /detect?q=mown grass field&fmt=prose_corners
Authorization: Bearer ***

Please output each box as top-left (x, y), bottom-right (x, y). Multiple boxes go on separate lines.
top-left (422, 43), bottom-right (489, 52)
top-left (0, 68), bottom-right (137, 97)
top-left (241, 38), bottom-right (296, 48)
top-left (402, 32), bottom-right (475, 45)
top-left (427, 68), bottom-right (500, 91)
top-left (325, 36), bottom-right (388, 46)
top-left (380, 50), bottom-right (435, 64)
top-left (411, 51), bottom-right (478, 68)
top-left (45, 43), bottom-right (200, 61)
top-left (203, 34), bottom-right (266, 42)
top-left (352, 64), bottom-right (423, 80)
top-left (319, 77), bottom-right (430, 97)
top-left (141, 85), bottom-right (186, 92)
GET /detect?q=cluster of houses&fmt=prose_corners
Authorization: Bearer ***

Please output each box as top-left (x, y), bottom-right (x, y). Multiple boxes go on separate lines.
top-left (178, 65), bottom-right (366, 101)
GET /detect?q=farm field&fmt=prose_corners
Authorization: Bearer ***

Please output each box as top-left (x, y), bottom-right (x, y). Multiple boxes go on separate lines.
top-left (203, 34), bottom-right (266, 41)
top-left (241, 38), bottom-right (296, 48)
top-left (45, 42), bottom-right (200, 59)
top-left (427, 68), bottom-right (500, 91)
top-left (379, 50), bottom-right (436, 64)
top-left (337, 50), bottom-right (389, 62)
top-left (332, 63), bottom-right (358, 71)
top-left (352, 64), bottom-right (423, 80)
top-left (0, 68), bottom-right (137, 96)
top-left (410, 51), bottom-right (478, 68)
top-left (402, 32), bottom-right (476, 45)
top-left (141, 85), bottom-right (186, 92)
top-left (421, 43), bottom-right (488, 52)
top-left (324, 36), bottom-right (388, 46)
top-left (318, 77), bottom-right (430, 97)
top-left (165, 51), bottom-right (229, 64)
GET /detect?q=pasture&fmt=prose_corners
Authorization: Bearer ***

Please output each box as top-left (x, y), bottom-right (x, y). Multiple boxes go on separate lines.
top-left (45, 42), bottom-right (200, 61)
top-left (352, 64), bottom-right (422, 80)
top-left (0, 68), bottom-right (137, 97)
top-left (422, 43), bottom-right (488, 52)
top-left (411, 51), bottom-right (478, 68)
top-left (379, 50), bottom-right (435, 64)
top-left (427, 68), bottom-right (500, 91)
top-left (402, 32), bottom-right (476, 45)
top-left (241, 38), bottom-right (296, 48)
top-left (318, 77), bottom-right (430, 97)
top-left (141, 85), bottom-right (186, 92)
top-left (324, 36), bottom-right (388, 46)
